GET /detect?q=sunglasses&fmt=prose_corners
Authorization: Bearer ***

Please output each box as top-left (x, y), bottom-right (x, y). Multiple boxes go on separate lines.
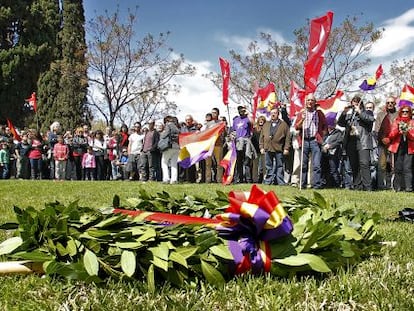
top-left (386, 101), bottom-right (395, 104)
top-left (401, 110), bottom-right (410, 113)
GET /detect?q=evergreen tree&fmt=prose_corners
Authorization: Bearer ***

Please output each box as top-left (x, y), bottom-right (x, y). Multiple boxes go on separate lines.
top-left (0, 0), bottom-right (60, 128)
top-left (38, 0), bottom-right (89, 131)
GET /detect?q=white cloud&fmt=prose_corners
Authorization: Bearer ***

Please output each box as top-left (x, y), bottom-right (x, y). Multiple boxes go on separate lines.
top-left (370, 8), bottom-right (414, 58)
top-left (170, 60), bottom-right (230, 124)
top-left (215, 28), bottom-right (289, 55)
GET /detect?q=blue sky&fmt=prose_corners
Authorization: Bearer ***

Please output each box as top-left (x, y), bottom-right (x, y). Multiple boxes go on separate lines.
top-left (83, 1), bottom-right (414, 122)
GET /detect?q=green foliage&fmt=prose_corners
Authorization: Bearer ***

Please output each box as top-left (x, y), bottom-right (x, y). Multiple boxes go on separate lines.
top-left (0, 181), bottom-right (413, 309)
top-left (0, 189), bottom-right (383, 290)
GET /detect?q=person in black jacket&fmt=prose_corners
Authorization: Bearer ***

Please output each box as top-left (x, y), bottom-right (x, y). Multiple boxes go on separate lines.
top-left (321, 112), bottom-right (343, 188)
top-left (338, 96), bottom-right (375, 191)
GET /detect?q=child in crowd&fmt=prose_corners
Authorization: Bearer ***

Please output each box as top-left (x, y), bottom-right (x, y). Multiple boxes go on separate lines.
top-left (82, 146), bottom-right (96, 180)
top-left (53, 135), bottom-right (69, 181)
top-left (115, 148), bottom-right (129, 180)
top-left (0, 142), bottom-right (10, 179)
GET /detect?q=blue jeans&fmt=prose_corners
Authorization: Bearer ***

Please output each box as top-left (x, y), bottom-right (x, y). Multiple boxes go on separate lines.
top-left (263, 151), bottom-right (285, 185)
top-left (301, 139), bottom-right (322, 188)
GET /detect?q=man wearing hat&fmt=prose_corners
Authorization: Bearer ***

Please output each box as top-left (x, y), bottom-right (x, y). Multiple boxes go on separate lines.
top-left (231, 105), bottom-right (255, 183)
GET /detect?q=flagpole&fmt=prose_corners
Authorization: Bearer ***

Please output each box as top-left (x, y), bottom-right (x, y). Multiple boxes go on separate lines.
top-left (226, 104), bottom-right (232, 129)
top-left (299, 109), bottom-right (306, 191)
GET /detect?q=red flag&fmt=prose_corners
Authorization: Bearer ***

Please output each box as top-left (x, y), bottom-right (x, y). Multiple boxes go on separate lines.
top-left (6, 119), bottom-right (21, 142)
top-left (304, 11), bottom-right (334, 93)
top-left (219, 57), bottom-right (230, 105)
top-left (289, 80), bottom-right (306, 118)
top-left (25, 92), bottom-right (37, 112)
top-left (375, 64), bottom-right (383, 80)
top-left (317, 90), bottom-right (344, 111)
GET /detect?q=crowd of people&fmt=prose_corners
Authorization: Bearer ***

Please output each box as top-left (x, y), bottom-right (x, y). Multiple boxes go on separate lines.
top-left (0, 94), bottom-right (413, 191)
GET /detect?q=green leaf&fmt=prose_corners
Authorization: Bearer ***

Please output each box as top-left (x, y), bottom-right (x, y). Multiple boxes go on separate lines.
top-left (149, 244), bottom-right (169, 261)
top-left (338, 226), bottom-right (363, 241)
top-left (112, 195), bottom-right (120, 208)
top-left (0, 237), bottom-right (23, 255)
top-left (94, 215), bottom-right (125, 228)
top-left (169, 251), bottom-right (188, 268)
top-left (151, 256), bottom-right (169, 272)
top-left (11, 250), bottom-right (54, 262)
top-left (210, 244), bottom-right (233, 260)
top-left (275, 253), bottom-right (331, 273)
top-left (201, 260), bottom-right (225, 287)
top-left (114, 242), bottom-right (143, 249)
top-left (66, 239), bottom-right (78, 257)
top-left (137, 227), bottom-right (156, 242)
top-left (121, 250), bottom-right (136, 277)
top-left (84, 249), bottom-right (99, 276)
top-left (176, 246), bottom-right (198, 259)
top-left (56, 242), bottom-right (69, 256)
top-left (313, 191), bottom-right (328, 209)
top-left (147, 264), bottom-right (155, 293)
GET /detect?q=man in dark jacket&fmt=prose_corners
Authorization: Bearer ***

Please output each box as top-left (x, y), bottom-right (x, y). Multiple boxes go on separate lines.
top-left (259, 107), bottom-right (291, 185)
top-left (338, 96), bottom-right (375, 191)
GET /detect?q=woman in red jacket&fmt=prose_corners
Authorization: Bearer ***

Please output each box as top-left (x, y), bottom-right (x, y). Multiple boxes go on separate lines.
top-left (386, 104), bottom-right (414, 191)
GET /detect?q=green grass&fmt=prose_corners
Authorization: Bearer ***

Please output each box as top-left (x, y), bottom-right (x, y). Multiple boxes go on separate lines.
top-left (0, 180), bottom-right (413, 310)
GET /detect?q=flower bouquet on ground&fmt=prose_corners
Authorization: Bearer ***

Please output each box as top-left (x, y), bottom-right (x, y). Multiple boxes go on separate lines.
top-left (0, 185), bottom-right (383, 290)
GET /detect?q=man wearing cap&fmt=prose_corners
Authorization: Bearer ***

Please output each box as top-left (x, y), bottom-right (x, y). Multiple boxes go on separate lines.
top-left (231, 105), bottom-right (255, 183)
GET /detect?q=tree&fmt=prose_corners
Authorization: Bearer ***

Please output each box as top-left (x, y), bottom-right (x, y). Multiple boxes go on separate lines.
top-left (37, 0), bottom-right (90, 131)
top-left (0, 0), bottom-right (60, 127)
top-left (205, 14), bottom-right (383, 111)
top-left (388, 58), bottom-right (414, 95)
top-left (87, 7), bottom-right (195, 128)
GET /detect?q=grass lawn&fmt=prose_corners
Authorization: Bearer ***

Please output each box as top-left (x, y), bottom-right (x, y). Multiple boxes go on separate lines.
top-left (0, 180), bottom-right (413, 310)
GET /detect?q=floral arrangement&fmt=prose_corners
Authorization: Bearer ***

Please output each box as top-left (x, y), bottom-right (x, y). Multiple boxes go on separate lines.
top-left (0, 186), bottom-right (383, 290)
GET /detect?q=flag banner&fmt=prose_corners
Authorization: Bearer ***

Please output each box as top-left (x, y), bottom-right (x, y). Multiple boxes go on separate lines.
top-left (304, 11), bottom-right (334, 93)
top-left (219, 57), bottom-right (230, 105)
top-left (178, 122), bottom-right (225, 168)
top-left (254, 82), bottom-right (277, 119)
top-left (219, 140), bottom-right (237, 185)
top-left (6, 119), bottom-right (21, 142)
top-left (399, 84), bottom-right (414, 108)
top-left (289, 80), bottom-right (306, 118)
top-left (317, 90), bottom-right (344, 113)
top-left (359, 64), bottom-right (383, 91)
top-left (25, 92), bottom-right (37, 112)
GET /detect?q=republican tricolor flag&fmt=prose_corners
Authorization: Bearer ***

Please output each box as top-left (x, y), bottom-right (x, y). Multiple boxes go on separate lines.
top-left (359, 64), bottom-right (383, 91)
top-left (219, 140), bottom-right (237, 185)
top-left (253, 82), bottom-right (276, 121)
top-left (178, 122), bottom-right (225, 168)
top-left (399, 84), bottom-right (414, 108)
